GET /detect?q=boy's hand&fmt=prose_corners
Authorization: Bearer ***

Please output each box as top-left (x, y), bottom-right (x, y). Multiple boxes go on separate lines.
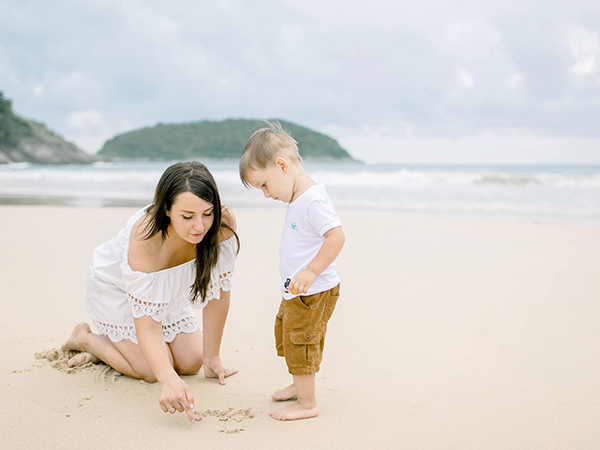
top-left (289, 269), bottom-right (319, 295)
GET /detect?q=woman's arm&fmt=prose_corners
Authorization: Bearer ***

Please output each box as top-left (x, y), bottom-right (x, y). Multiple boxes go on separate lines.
top-left (202, 290), bottom-right (238, 384)
top-left (135, 315), bottom-right (195, 423)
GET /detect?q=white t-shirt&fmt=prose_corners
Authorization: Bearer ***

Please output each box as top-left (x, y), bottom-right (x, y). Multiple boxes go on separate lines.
top-left (280, 184), bottom-right (342, 300)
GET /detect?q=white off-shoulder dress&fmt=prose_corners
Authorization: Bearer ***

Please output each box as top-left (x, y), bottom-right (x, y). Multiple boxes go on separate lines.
top-left (84, 206), bottom-right (238, 344)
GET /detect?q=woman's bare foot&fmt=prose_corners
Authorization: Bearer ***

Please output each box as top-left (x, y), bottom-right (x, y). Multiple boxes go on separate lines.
top-left (63, 323), bottom-right (101, 367)
top-left (68, 352), bottom-right (101, 367)
top-left (271, 383), bottom-right (297, 401)
top-left (62, 322), bottom-right (93, 353)
top-left (270, 401), bottom-right (319, 421)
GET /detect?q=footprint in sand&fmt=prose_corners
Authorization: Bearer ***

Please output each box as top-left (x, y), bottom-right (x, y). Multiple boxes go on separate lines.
top-left (34, 348), bottom-right (121, 383)
top-left (93, 363), bottom-right (122, 385)
top-left (34, 348), bottom-right (94, 374)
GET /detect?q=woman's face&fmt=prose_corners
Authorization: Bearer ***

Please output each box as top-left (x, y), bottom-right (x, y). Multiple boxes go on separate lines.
top-left (167, 191), bottom-right (215, 245)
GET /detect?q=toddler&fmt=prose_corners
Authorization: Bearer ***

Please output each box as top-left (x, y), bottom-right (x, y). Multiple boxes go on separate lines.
top-left (239, 121), bottom-right (345, 421)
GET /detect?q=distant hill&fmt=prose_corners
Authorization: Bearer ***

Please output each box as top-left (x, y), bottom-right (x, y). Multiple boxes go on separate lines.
top-left (99, 119), bottom-right (355, 161)
top-left (0, 91), bottom-right (96, 164)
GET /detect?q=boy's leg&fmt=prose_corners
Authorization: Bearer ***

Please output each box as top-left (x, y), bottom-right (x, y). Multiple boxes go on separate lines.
top-left (272, 299), bottom-right (298, 401)
top-left (272, 323), bottom-right (328, 401)
top-left (270, 374), bottom-right (318, 420)
top-left (270, 285), bottom-right (339, 420)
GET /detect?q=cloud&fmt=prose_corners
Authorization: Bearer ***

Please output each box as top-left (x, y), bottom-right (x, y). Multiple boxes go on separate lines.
top-left (341, 134), bottom-right (600, 164)
top-left (66, 110), bottom-right (103, 128)
top-left (508, 72), bottom-right (523, 88)
top-left (457, 68), bottom-right (475, 87)
top-left (568, 27), bottom-right (600, 76)
top-left (0, 0), bottom-right (599, 161)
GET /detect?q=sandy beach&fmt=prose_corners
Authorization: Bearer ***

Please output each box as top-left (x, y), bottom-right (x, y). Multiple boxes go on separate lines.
top-left (1, 205), bottom-right (600, 449)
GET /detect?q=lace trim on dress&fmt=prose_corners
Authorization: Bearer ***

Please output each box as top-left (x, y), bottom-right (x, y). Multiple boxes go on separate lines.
top-left (128, 293), bottom-right (167, 322)
top-left (93, 320), bottom-right (137, 343)
top-left (93, 316), bottom-right (199, 344)
top-left (205, 270), bottom-right (234, 302)
top-left (162, 317), bottom-right (199, 342)
top-left (219, 270), bottom-right (233, 292)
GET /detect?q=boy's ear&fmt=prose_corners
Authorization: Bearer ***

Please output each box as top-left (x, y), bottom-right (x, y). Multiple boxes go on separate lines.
top-left (275, 157), bottom-right (290, 174)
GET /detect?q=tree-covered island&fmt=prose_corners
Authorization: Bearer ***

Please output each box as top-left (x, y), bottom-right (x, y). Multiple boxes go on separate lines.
top-left (99, 119), bottom-right (356, 161)
top-left (1, 90), bottom-right (357, 164)
top-left (0, 91), bottom-right (96, 164)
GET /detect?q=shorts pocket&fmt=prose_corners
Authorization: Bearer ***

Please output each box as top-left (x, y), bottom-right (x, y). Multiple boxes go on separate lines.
top-left (289, 329), bottom-right (322, 345)
top-left (288, 329), bottom-right (323, 367)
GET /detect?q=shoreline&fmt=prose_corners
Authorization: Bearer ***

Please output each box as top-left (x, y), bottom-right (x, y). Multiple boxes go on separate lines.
top-left (1, 161), bottom-right (599, 226)
top-left (1, 196), bottom-right (599, 227)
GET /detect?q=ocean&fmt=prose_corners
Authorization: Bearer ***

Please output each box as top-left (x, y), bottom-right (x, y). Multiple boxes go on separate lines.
top-left (1, 160), bottom-right (599, 225)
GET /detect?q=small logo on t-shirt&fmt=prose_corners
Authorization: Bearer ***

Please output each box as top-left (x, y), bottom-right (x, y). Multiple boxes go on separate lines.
top-left (291, 222), bottom-right (299, 231)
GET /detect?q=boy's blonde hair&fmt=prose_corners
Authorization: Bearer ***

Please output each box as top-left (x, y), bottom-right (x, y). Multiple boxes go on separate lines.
top-left (239, 121), bottom-right (302, 188)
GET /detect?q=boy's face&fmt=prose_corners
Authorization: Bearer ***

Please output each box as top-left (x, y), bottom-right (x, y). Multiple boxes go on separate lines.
top-left (246, 162), bottom-right (294, 203)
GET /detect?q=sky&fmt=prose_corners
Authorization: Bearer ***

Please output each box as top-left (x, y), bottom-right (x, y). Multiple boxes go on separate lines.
top-left (1, 0), bottom-right (599, 164)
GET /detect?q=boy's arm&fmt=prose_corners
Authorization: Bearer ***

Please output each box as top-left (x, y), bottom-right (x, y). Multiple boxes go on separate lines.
top-left (289, 226), bottom-right (345, 295)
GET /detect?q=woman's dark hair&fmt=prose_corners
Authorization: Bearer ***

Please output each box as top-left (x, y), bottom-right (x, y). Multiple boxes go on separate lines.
top-left (142, 161), bottom-right (238, 303)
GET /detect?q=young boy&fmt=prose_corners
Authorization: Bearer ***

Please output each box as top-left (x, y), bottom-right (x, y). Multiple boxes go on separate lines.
top-left (239, 121), bottom-right (345, 421)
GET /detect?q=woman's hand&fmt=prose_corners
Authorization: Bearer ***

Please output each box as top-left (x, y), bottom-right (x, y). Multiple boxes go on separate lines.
top-left (204, 355), bottom-right (238, 385)
top-left (159, 375), bottom-right (195, 424)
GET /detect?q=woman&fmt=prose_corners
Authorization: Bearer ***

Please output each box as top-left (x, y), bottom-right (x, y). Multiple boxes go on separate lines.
top-left (63, 161), bottom-right (239, 424)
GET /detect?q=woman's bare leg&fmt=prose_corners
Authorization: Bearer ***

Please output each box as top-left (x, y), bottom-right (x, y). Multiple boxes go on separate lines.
top-left (63, 322), bottom-right (172, 382)
top-left (168, 329), bottom-right (203, 375)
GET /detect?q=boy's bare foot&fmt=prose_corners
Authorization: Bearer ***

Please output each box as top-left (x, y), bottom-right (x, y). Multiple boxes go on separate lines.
top-left (270, 401), bottom-right (319, 421)
top-left (68, 352), bottom-right (101, 367)
top-left (271, 383), bottom-right (297, 401)
top-left (62, 322), bottom-right (93, 352)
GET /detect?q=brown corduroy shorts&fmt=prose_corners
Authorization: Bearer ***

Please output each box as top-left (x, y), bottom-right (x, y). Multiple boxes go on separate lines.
top-left (275, 284), bottom-right (340, 375)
